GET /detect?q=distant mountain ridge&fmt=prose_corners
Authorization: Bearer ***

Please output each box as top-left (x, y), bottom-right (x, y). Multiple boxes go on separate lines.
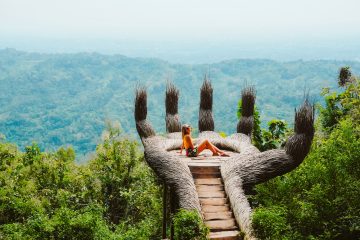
top-left (1, 49), bottom-right (359, 156)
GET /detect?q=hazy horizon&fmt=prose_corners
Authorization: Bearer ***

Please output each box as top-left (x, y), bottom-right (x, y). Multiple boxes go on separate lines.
top-left (1, 0), bottom-right (360, 63)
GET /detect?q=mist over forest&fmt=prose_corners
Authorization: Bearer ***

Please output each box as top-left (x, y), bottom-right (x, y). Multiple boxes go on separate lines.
top-left (1, 48), bottom-right (360, 156)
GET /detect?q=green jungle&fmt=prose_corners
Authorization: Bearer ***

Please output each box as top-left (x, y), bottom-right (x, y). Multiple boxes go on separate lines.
top-left (0, 49), bottom-right (359, 239)
top-left (1, 49), bottom-right (360, 157)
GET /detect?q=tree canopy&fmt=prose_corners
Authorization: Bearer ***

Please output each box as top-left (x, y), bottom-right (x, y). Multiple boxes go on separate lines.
top-left (251, 69), bottom-right (360, 239)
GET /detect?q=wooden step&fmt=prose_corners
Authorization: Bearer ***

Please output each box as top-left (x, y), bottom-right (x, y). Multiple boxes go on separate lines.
top-left (191, 170), bottom-right (220, 176)
top-left (204, 211), bottom-right (233, 220)
top-left (187, 162), bottom-right (221, 167)
top-left (202, 205), bottom-right (230, 213)
top-left (205, 219), bottom-right (238, 231)
top-left (200, 198), bottom-right (227, 206)
top-left (195, 178), bottom-right (222, 185)
top-left (198, 190), bottom-right (226, 198)
top-left (209, 230), bottom-right (241, 240)
top-left (192, 172), bottom-right (221, 179)
top-left (189, 166), bottom-right (221, 170)
top-left (191, 167), bottom-right (239, 239)
top-left (197, 185), bottom-right (224, 192)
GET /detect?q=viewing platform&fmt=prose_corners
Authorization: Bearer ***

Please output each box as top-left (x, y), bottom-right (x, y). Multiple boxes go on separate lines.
top-left (171, 149), bottom-right (242, 240)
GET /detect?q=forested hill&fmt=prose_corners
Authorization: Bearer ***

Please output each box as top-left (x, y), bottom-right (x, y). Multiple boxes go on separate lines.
top-left (1, 48), bottom-right (360, 156)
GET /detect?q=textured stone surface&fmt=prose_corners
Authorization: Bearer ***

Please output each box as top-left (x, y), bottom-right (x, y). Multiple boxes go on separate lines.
top-left (134, 82), bottom-right (314, 240)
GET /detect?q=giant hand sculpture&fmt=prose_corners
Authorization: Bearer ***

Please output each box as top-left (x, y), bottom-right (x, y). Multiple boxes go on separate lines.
top-left (134, 80), bottom-right (314, 240)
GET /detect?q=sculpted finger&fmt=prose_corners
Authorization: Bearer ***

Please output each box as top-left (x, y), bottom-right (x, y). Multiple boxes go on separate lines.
top-left (237, 86), bottom-right (256, 136)
top-left (198, 76), bottom-right (215, 132)
top-left (134, 86), bottom-right (156, 139)
top-left (165, 81), bottom-right (182, 133)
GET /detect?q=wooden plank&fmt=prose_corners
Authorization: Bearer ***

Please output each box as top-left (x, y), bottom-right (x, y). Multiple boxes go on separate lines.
top-left (205, 219), bottom-right (237, 230)
top-left (187, 162), bottom-right (221, 167)
top-left (190, 165), bottom-right (220, 170)
top-left (197, 185), bottom-right (224, 192)
top-left (190, 167), bottom-right (220, 174)
top-left (189, 159), bottom-right (222, 162)
top-left (200, 198), bottom-right (227, 206)
top-left (189, 162), bottom-right (222, 166)
top-left (208, 230), bottom-right (241, 240)
top-left (192, 173), bottom-right (221, 179)
top-left (187, 159), bottom-right (222, 162)
top-left (195, 178), bottom-right (222, 185)
top-left (190, 160), bottom-right (222, 163)
top-left (198, 191), bottom-right (226, 198)
top-left (190, 166), bottom-right (221, 170)
top-left (189, 163), bottom-right (222, 167)
top-left (203, 211), bottom-right (233, 220)
top-left (183, 156), bottom-right (225, 161)
top-left (202, 205), bottom-right (230, 213)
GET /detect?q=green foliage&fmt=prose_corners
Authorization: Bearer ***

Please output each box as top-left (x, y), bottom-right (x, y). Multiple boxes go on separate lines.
top-left (0, 123), bottom-right (162, 239)
top-left (251, 75), bottom-right (360, 239)
top-left (89, 121), bottom-right (162, 232)
top-left (218, 131), bottom-right (227, 138)
top-left (252, 206), bottom-right (289, 240)
top-left (252, 106), bottom-right (263, 149)
top-left (319, 89), bottom-right (345, 131)
top-left (320, 72), bottom-right (360, 131)
top-left (2, 49), bottom-right (360, 155)
top-left (260, 120), bottom-right (289, 150)
top-left (237, 100), bottom-right (288, 151)
top-left (173, 209), bottom-right (209, 240)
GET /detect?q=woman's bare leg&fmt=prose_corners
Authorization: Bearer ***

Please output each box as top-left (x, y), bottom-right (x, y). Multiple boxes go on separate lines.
top-left (197, 139), bottom-right (226, 156)
top-left (212, 144), bottom-right (223, 153)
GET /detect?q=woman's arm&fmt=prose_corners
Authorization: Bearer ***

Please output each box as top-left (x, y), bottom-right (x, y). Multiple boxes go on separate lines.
top-left (179, 142), bottom-right (184, 154)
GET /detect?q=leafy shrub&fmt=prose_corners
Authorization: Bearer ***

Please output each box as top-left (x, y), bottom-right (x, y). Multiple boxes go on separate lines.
top-left (0, 122), bottom-right (162, 239)
top-left (252, 119), bottom-right (360, 239)
top-left (320, 67), bottom-right (359, 131)
top-left (173, 209), bottom-right (209, 240)
top-left (252, 206), bottom-right (289, 240)
top-left (237, 100), bottom-right (289, 151)
top-left (252, 76), bottom-right (360, 239)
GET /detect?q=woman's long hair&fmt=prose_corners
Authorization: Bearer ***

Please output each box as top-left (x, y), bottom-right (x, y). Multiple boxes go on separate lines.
top-left (182, 124), bottom-right (191, 139)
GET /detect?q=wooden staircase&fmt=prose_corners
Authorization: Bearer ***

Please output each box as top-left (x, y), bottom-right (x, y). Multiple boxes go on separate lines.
top-left (187, 155), bottom-right (241, 240)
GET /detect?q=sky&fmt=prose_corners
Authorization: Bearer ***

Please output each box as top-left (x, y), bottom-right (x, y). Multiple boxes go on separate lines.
top-left (1, 0), bottom-right (360, 62)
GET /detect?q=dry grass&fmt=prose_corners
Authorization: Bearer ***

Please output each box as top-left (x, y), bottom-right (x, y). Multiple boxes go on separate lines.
top-left (200, 78), bottom-right (213, 110)
top-left (134, 86), bottom-right (147, 122)
top-left (134, 86), bottom-right (155, 138)
top-left (237, 86), bottom-right (256, 135)
top-left (237, 116), bottom-right (254, 135)
top-left (241, 86), bottom-right (256, 117)
top-left (286, 99), bottom-right (315, 161)
top-left (199, 78), bottom-right (214, 131)
top-left (294, 99), bottom-right (315, 137)
top-left (338, 66), bottom-right (352, 86)
top-left (166, 81), bottom-right (179, 115)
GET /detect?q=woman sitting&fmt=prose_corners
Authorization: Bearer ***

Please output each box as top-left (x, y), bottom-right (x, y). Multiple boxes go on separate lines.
top-left (180, 124), bottom-right (229, 157)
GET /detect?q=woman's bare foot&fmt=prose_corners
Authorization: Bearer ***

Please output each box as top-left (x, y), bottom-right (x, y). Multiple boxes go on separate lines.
top-left (219, 152), bottom-right (230, 157)
top-left (213, 151), bottom-right (230, 157)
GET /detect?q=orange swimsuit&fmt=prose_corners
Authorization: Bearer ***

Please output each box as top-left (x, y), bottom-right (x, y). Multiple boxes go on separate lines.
top-left (183, 135), bottom-right (198, 157)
